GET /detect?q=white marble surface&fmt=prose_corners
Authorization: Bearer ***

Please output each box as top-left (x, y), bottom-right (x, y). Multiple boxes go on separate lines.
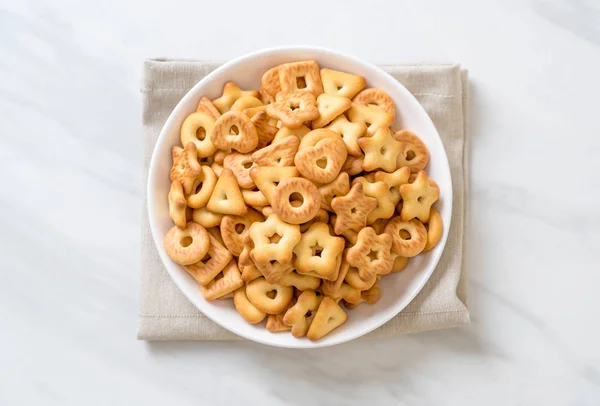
top-left (1, 0), bottom-right (600, 404)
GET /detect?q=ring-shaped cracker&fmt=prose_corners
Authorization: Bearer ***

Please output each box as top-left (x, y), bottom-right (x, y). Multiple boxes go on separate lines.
top-left (353, 88), bottom-right (396, 117)
top-left (394, 130), bottom-right (430, 172)
top-left (164, 222), bottom-right (210, 266)
top-left (211, 111), bottom-right (258, 153)
top-left (384, 217), bottom-right (427, 257)
top-left (180, 111), bottom-right (217, 158)
top-left (272, 178), bottom-right (321, 224)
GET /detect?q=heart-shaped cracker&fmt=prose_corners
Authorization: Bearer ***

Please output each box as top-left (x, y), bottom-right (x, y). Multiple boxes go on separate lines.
top-left (294, 137), bottom-right (347, 184)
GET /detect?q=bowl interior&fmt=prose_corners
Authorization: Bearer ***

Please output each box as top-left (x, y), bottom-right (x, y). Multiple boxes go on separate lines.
top-left (148, 47), bottom-right (452, 348)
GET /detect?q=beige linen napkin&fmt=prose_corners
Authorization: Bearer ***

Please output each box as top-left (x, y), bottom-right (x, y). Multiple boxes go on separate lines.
top-left (138, 59), bottom-right (470, 340)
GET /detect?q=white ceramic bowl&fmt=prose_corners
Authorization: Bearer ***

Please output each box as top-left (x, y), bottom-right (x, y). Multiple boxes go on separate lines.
top-left (147, 46), bottom-right (452, 348)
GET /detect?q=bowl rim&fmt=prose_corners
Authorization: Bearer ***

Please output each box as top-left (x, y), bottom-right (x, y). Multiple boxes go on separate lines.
top-left (147, 45), bottom-right (453, 348)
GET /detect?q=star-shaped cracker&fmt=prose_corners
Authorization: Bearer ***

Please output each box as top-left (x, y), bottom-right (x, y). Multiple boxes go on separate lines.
top-left (352, 177), bottom-right (396, 224)
top-left (374, 166), bottom-right (411, 205)
top-left (330, 183), bottom-right (377, 234)
top-left (325, 114), bottom-right (366, 156)
top-left (347, 102), bottom-right (394, 136)
top-left (358, 127), bottom-right (403, 173)
top-left (293, 222), bottom-right (345, 281)
top-left (212, 82), bottom-right (260, 114)
top-left (247, 213), bottom-right (301, 264)
top-left (400, 170), bottom-right (440, 223)
top-left (346, 227), bottom-right (393, 280)
top-left (169, 142), bottom-right (203, 194)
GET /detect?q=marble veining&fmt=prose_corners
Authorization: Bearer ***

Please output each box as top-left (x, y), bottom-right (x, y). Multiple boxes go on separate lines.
top-left (1, 0), bottom-right (599, 404)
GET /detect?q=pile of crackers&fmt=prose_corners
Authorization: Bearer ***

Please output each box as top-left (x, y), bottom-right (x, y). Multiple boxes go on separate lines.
top-left (164, 60), bottom-right (442, 341)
